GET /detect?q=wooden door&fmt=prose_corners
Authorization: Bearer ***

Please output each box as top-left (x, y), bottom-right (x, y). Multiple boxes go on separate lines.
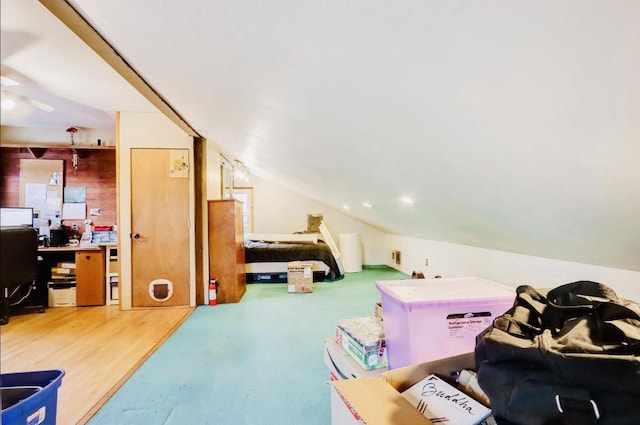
top-left (75, 249), bottom-right (105, 306)
top-left (130, 149), bottom-right (190, 307)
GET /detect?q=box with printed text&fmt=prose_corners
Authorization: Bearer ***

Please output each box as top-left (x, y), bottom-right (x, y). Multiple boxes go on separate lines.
top-left (287, 261), bottom-right (314, 293)
top-left (331, 352), bottom-right (495, 425)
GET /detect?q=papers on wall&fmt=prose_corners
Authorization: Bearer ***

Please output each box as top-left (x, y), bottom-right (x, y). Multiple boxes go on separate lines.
top-left (25, 182), bottom-right (47, 200)
top-left (19, 160), bottom-right (63, 225)
top-left (64, 186), bottom-right (87, 203)
top-left (63, 203), bottom-right (86, 220)
top-left (24, 183), bottom-right (47, 213)
top-left (61, 186), bottom-right (87, 220)
top-left (46, 198), bottom-right (62, 225)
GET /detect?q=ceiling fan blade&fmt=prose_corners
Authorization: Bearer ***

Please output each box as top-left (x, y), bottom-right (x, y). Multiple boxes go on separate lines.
top-left (27, 97), bottom-right (55, 112)
top-left (0, 75), bottom-right (20, 86)
top-left (0, 90), bottom-right (55, 112)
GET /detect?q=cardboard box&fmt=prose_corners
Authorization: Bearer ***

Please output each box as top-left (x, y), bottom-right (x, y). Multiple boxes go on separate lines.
top-left (374, 302), bottom-right (383, 320)
top-left (335, 327), bottom-right (387, 371)
top-left (324, 337), bottom-right (387, 381)
top-left (376, 277), bottom-right (515, 369)
top-left (401, 373), bottom-right (491, 424)
top-left (331, 352), bottom-right (477, 425)
top-left (287, 261), bottom-right (314, 293)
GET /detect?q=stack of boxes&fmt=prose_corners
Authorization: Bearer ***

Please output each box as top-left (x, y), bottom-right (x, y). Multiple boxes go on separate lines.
top-left (335, 317), bottom-right (387, 371)
top-left (91, 229), bottom-right (117, 244)
top-left (324, 313), bottom-right (389, 386)
top-left (329, 277), bottom-right (517, 425)
top-left (48, 262), bottom-right (76, 307)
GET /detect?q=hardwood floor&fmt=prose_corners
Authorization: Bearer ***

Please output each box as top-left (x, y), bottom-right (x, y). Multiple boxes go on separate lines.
top-left (1, 305), bottom-right (193, 424)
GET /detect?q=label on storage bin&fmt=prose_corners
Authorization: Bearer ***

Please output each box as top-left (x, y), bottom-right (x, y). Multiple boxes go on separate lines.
top-left (26, 406), bottom-right (46, 425)
top-left (447, 312), bottom-right (492, 340)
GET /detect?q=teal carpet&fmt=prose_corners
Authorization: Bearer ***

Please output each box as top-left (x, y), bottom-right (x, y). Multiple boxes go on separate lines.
top-left (88, 266), bottom-right (407, 425)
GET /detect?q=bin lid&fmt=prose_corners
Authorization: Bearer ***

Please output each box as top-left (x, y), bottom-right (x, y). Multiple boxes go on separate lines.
top-left (376, 277), bottom-right (515, 303)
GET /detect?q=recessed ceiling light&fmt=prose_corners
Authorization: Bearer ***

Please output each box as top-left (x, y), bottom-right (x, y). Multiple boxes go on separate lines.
top-left (342, 204), bottom-right (351, 211)
top-left (400, 196), bottom-right (414, 205)
top-left (362, 202), bottom-right (372, 208)
top-left (1, 98), bottom-right (16, 111)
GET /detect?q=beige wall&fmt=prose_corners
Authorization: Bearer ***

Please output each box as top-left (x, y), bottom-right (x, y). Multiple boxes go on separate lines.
top-left (246, 173), bottom-right (389, 266)
top-left (117, 111), bottom-right (195, 309)
top-left (244, 171), bottom-right (640, 300)
top-left (206, 142), bottom-right (222, 200)
top-left (386, 234), bottom-right (640, 302)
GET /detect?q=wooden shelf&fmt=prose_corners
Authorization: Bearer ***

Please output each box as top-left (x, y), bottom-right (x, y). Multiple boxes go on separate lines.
top-left (1, 143), bottom-right (114, 158)
top-left (1, 142), bottom-right (114, 149)
top-left (106, 245), bottom-right (119, 305)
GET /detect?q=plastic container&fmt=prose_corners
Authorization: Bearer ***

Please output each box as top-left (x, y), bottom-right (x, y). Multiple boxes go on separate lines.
top-left (1, 369), bottom-right (65, 425)
top-left (339, 233), bottom-right (362, 273)
top-left (376, 277), bottom-right (515, 369)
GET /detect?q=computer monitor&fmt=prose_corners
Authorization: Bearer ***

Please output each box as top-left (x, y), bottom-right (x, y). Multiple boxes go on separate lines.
top-left (0, 207), bottom-right (34, 227)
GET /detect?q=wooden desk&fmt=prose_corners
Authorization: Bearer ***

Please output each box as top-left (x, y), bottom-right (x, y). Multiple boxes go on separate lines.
top-left (39, 246), bottom-right (105, 306)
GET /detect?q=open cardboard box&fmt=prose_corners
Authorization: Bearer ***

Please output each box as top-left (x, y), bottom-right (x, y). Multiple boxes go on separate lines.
top-left (331, 352), bottom-right (476, 425)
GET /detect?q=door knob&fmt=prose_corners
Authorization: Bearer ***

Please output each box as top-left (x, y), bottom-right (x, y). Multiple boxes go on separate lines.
top-left (131, 233), bottom-right (141, 239)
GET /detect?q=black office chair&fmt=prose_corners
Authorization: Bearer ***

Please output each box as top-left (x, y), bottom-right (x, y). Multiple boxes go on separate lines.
top-left (1, 227), bottom-right (45, 325)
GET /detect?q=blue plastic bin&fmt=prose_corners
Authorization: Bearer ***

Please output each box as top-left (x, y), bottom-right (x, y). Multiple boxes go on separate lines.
top-left (1, 369), bottom-right (65, 425)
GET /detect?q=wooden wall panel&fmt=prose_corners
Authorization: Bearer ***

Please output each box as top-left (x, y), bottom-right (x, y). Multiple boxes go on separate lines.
top-left (1, 148), bottom-right (117, 230)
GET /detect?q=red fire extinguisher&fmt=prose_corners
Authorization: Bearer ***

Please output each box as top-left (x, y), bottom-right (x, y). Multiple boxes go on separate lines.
top-left (209, 279), bottom-right (218, 306)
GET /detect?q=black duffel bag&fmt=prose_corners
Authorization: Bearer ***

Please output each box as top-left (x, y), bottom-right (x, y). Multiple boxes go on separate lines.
top-left (475, 280), bottom-right (640, 425)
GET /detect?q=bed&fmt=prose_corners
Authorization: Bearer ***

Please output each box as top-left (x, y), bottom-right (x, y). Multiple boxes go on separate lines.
top-left (244, 223), bottom-right (343, 283)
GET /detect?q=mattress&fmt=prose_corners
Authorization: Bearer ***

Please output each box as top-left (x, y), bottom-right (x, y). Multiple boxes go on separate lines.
top-left (244, 239), bottom-right (342, 280)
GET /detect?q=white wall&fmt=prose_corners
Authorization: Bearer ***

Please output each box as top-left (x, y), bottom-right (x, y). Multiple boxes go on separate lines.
top-left (117, 111), bottom-right (194, 309)
top-left (387, 234), bottom-right (640, 302)
top-left (247, 174), bottom-right (388, 266)
top-left (242, 171), bottom-right (639, 302)
top-left (206, 141), bottom-right (221, 200)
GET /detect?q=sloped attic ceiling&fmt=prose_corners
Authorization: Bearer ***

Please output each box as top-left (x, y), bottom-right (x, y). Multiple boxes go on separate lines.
top-left (4, 1), bottom-right (640, 271)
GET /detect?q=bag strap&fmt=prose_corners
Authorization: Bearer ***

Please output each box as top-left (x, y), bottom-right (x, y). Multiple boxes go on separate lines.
top-left (555, 388), bottom-right (600, 425)
top-left (547, 280), bottom-right (620, 305)
top-left (546, 281), bottom-right (640, 324)
top-left (492, 285), bottom-right (549, 337)
top-left (497, 282), bottom-right (640, 338)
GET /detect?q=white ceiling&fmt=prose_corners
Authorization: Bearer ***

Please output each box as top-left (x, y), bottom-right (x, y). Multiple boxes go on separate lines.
top-left (0, 0), bottom-right (155, 130)
top-left (2, 0), bottom-right (639, 271)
